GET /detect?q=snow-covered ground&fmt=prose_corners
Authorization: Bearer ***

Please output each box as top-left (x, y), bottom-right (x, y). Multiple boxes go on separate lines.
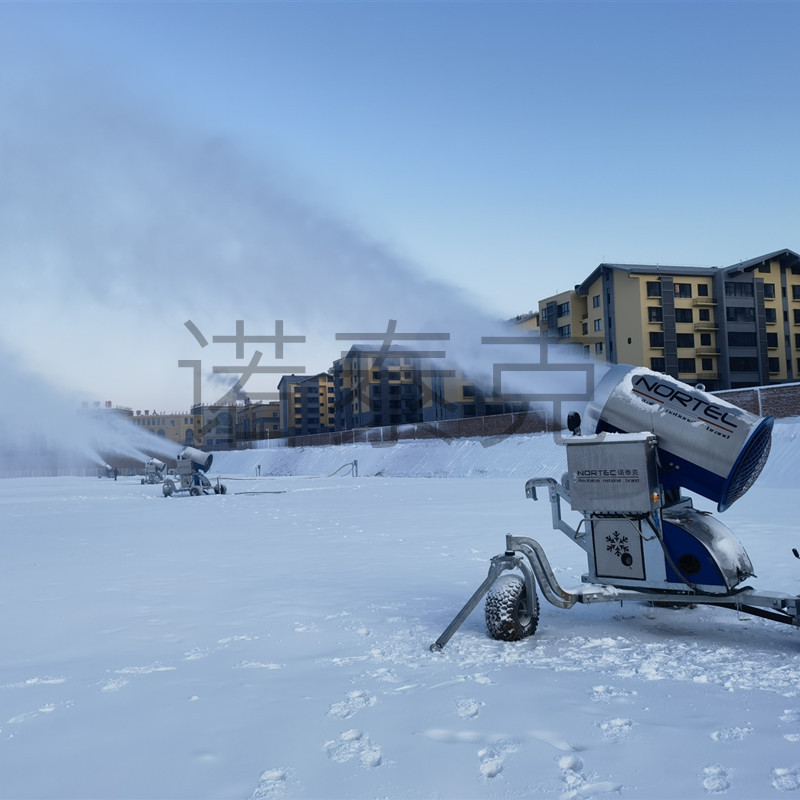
top-left (2, 421), bottom-right (800, 799)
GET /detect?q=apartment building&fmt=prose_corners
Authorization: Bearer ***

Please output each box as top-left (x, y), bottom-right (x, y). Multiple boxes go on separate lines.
top-left (235, 400), bottom-right (281, 441)
top-left (131, 409), bottom-right (204, 447)
top-left (278, 373), bottom-right (336, 436)
top-left (331, 346), bottom-right (425, 430)
top-left (534, 249), bottom-right (800, 390)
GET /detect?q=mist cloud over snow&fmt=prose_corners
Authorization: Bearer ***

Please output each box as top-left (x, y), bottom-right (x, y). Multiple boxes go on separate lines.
top-left (0, 57), bottom-right (595, 468)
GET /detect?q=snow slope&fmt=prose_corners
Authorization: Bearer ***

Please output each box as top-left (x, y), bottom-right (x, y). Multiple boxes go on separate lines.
top-left (1, 420), bottom-right (800, 799)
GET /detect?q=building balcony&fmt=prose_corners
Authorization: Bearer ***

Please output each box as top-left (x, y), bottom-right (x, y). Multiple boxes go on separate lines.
top-left (696, 371), bottom-right (718, 380)
top-left (695, 347), bottom-right (719, 355)
top-left (692, 297), bottom-right (717, 306)
top-left (693, 321), bottom-right (718, 331)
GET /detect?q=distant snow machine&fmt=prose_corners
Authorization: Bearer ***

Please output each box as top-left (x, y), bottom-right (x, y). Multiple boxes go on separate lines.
top-left (141, 458), bottom-right (166, 485)
top-left (431, 366), bottom-right (799, 651)
top-left (98, 464), bottom-right (118, 480)
top-left (162, 447), bottom-right (227, 497)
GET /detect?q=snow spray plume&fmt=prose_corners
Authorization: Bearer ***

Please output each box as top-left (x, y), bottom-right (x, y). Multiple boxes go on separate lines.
top-left (0, 347), bottom-right (181, 477)
top-left (0, 60), bottom-right (603, 425)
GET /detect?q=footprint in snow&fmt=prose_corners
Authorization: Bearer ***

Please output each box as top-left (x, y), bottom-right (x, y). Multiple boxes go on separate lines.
top-left (457, 698), bottom-right (484, 719)
top-left (598, 717), bottom-right (635, 742)
top-left (250, 767), bottom-right (301, 799)
top-left (701, 764), bottom-right (732, 794)
top-left (771, 766), bottom-right (800, 791)
top-left (557, 754), bottom-right (622, 800)
top-left (327, 690), bottom-right (376, 719)
top-left (477, 738), bottom-right (517, 779)
top-left (710, 725), bottom-right (752, 742)
top-left (323, 729), bottom-right (382, 768)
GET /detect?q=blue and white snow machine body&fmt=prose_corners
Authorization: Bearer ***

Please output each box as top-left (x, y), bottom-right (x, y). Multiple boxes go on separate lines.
top-left (432, 366), bottom-right (797, 651)
top-left (162, 447), bottom-right (227, 497)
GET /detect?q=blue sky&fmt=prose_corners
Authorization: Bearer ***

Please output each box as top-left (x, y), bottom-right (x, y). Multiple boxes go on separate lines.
top-left (1, 1), bottom-right (798, 410)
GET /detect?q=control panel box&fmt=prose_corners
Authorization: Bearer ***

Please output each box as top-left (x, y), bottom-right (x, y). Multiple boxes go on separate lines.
top-left (565, 433), bottom-right (660, 515)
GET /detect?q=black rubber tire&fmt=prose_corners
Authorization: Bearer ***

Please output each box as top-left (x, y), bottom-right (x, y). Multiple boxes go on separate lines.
top-left (189, 487), bottom-right (201, 496)
top-left (219, 485), bottom-right (227, 495)
top-left (485, 574), bottom-right (539, 641)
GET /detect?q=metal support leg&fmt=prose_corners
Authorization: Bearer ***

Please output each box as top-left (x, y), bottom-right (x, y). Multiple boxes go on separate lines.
top-left (430, 554), bottom-right (518, 652)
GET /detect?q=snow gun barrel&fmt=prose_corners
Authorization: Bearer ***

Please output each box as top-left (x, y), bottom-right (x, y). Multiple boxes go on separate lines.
top-left (583, 365), bottom-right (773, 512)
top-left (177, 447), bottom-right (213, 473)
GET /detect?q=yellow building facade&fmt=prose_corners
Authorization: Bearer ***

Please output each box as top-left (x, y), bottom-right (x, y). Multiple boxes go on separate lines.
top-left (531, 249), bottom-right (800, 391)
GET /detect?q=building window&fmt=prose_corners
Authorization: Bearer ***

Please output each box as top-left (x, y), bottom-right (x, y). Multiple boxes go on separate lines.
top-left (730, 357), bottom-right (759, 372)
top-left (675, 308), bottom-right (693, 323)
top-left (764, 283), bottom-right (776, 299)
top-left (728, 331), bottom-right (757, 347)
top-left (725, 282), bottom-right (754, 297)
top-left (700, 333), bottom-right (712, 347)
top-left (677, 358), bottom-right (696, 373)
top-left (769, 358), bottom-right (780, 373)
top-left (793, 286), bottom-right (800, 301)
top-left (676, 333), bottom-right (695, 348)
top-left (698, 308), bottom-right (711, 321)
top-left (595, 342), bottom-right (603, 354)
top-left (593, 319), bottom-right (602, 332)
top-left (726, 307), bottom-right (755, 323)
top-left (767, 332), bottom-right (779, 348)
top-left (582, 322), bottom-right (588, 335)
top-left (648, 306), bottom-right (663, 322)
top-left (557, 324), bottom-right (572, 338)
top-left (765, 307), bottom-right (777, 324)
top-left (646, 281), bottom-right (661, 298)
top-left (697, 284), bottom-right (709, 297)
top-left (701, 358), bottom-right (713, 371)
top-left (650, 357), bottom-right (666, 371)
top-left (649, 332), bottom-right (664, 348)
top-left (557, 301), bottom-right (571, 317)
top-left (674, 283), bottom-right (693, 299)
top-left (592, 295), bottom-right (601, 308)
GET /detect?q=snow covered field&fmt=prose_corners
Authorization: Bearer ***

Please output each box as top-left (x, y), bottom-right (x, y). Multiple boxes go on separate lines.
top-left (2, 422), bottom-right (800, 799)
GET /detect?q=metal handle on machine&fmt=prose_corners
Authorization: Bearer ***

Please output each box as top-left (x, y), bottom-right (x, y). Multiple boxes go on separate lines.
top-left (505, 535), bottom-right (580, 610)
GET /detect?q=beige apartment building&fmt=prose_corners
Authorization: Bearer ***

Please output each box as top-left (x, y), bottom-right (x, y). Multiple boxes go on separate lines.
top-left (130, 409), bottom-right (204, 446)
top-left (534, 249), bottom-right (800, 391)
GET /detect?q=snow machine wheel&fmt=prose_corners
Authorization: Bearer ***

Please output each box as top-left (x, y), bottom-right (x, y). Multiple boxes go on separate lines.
top-left (141, 478), bottom-right (145, 485)
top-left (213, 486), bottom-right (220, 494)
top-left (162, 480), bottom-right (175, 497)
top-left (189, 486), bottom-right (201, 496)
top-left (485, 574), bottom-right (539, 641)
top-left (219, 484), bottom-right (227, 494)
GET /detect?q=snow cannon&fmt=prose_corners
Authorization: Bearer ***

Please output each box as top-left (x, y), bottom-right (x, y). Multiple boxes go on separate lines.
top-left (177, 447), bottom-right (213, 473)
top-left (431, 367), bottom-right (799, 653)
top-left (583, 365), bottom-right (773, 512)
top-left (162, 448), bottom-right (225, 497)
top-left (141, 458), bottom-right (166, 485)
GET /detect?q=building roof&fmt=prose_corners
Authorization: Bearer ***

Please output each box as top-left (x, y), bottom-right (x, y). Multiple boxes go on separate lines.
top-left (574, 249), bottom-right (798, 295)
top-left (576, 262), bottom-right (717, 295)
top-left (723, 248), bottom-right (800, 276)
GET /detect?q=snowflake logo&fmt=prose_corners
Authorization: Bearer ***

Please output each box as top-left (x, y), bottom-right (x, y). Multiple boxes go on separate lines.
top-left (606, 531), bottom-right (630, 558)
